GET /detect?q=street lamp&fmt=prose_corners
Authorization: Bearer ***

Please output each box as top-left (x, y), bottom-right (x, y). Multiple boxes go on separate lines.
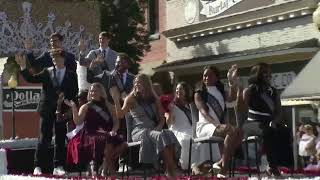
top-left (313, 3), bottom-right (320, 30)
top-left (8, 75), bottom-right (18, 139)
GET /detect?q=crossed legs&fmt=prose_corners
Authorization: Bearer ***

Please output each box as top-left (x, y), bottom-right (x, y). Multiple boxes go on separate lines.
top-left (214, 124), bottom-right (243, 175)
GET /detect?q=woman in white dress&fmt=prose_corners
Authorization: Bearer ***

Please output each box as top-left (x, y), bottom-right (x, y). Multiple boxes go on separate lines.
top-left (195, 65), bottom-right (243, 177)
top-left (166, 82), bottom-right (199, 171)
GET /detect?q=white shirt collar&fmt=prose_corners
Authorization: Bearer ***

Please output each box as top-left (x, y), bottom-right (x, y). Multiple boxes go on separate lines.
top-left (99, 47), bottom-right (110, 52)
top-left (122, 71), bottom-right (128, 84)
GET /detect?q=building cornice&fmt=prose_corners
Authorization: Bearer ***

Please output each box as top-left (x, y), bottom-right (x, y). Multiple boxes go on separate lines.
top-left (163, 0), bottom-right (318, 42)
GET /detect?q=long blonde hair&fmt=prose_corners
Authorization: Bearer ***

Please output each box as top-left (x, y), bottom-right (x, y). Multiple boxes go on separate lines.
top-left (87, 82), bottom-right (107, 101)
top-left (132, 74), bottom-right (158, 100)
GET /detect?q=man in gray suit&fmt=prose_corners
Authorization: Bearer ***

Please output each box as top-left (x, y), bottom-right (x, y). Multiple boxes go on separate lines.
top-left (79, 31), bottom-right (118, 75)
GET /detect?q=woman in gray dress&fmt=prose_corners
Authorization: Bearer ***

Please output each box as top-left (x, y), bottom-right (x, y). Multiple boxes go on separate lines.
top-left (113, 74), bottom-right (181, 178)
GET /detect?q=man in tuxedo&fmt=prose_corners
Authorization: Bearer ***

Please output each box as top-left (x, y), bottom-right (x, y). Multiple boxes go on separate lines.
top-left (79, 31), bottom-right (118, 75)
top-left (15, 49), bottom-right (78, 176)
top-left (87, 52), bottom-right (134, 103)
top-left (26, 33), bottom-right (77, 73)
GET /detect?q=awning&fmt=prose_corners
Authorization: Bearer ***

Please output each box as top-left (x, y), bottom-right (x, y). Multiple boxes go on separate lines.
top-left (155, 39), bottom-right (318, 73)
top-left (281, 50), bottom-right (320, 102)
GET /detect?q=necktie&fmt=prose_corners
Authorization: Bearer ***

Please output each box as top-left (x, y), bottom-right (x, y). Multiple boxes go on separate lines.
top-left (56, 70), bottom-right (62, 85)
top-left (102, 49), bottom-right (106, 59)
top-left (119, 73), bottom-right (124, 85)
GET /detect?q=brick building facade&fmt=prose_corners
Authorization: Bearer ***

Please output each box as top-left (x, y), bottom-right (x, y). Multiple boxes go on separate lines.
top-left (139, 0), bottom-right (167, 75)
top-left (0, 0), bottom-right (100, 139)
top-left (155, 0), bottom-right (320, 168)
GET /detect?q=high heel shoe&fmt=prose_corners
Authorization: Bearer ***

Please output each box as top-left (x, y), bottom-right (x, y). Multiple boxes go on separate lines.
top-left (209, 162), bottom-right (222, 174)
top-left (266, 167), bottom-right (281, 177)
top-left (86, 160), bottom-right (96, 176)
top-left (192, 166), bottom-right (202, 175)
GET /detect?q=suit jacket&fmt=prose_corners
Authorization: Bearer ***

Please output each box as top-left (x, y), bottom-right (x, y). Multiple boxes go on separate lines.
top-left (20, 67), bottom-right (78, 113)
top-left (79, 48), bottom-right (117, 75)
top-left (87, 69), bottom-right (134, 102)
top-left (27, 51), bottom-right (77, 73)
top-left (110, 70), bottom-right (134, 94)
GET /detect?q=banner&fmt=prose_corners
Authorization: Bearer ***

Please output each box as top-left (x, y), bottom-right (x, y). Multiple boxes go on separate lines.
top-left (2, 87), bottom-right (41, 112)
top-left (200, 0), bottom-right (243, 18)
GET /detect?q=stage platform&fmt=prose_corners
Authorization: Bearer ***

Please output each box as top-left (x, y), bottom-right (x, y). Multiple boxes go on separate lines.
top-left (1, 139), bottom-right (319, 179)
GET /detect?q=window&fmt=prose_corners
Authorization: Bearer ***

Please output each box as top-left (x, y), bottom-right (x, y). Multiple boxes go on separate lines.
top-left (148, 0), bottom-right (159, 35)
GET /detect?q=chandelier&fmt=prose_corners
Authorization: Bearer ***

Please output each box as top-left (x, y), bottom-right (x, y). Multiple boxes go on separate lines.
top-left (0, 1), bottom-right (97, 56)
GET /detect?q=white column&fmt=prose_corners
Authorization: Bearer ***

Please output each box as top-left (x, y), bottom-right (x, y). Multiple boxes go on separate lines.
top-left (0, 57), bottom-right (7, 140)
top-left (292, 106), bottom-right (298, 170)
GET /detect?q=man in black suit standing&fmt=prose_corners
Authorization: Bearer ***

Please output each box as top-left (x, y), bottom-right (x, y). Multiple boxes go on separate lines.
top-left (79, 31), bottom-right (118, 75)
top-left (15, 49), bottom-right (78, 176)
top-left (26, 33), bottom-right (77, 73)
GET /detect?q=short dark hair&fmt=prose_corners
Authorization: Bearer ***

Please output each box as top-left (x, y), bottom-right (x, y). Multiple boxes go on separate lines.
top-left (118, 52), bottom-right (131, 63)
top-left (50, 32), bottom-right (63, 41)
top-left (99, 31), bottom-right (113, 39)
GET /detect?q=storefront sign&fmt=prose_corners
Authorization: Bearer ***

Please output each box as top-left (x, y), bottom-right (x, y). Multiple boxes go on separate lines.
top-left (2, 87), bottom-right (41, 112)
top-left (222, 71), bottom-right (296, 90)
top-left (271, 72), bottom-right (296, 90)
top-left (200, 0), bottom-right (243, 18)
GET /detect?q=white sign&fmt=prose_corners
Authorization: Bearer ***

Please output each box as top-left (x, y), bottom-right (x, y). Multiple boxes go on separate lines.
top-left (200, 0), bottom-right (243, 18)
top-left (271, 72), bottom-right (296, 90)
top-left (3, 87), bottom-right (41, 112)
top-left (184, 0), bottom-right (197, 24)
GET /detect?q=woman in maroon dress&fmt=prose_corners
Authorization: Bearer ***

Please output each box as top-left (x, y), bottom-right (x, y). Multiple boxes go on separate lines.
top-left (65, 83), bottom-right (127, 175)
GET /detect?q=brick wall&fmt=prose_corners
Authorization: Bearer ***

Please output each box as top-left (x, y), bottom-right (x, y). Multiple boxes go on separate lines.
top-left (141, 0), bottom-right (167, 63)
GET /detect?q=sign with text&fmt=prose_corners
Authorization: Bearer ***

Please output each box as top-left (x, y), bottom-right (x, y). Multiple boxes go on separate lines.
top-left (3, 87), bottom-right (41, 112)
top-left (200, 0), bottom-right (244, 18)
top-left (222, 71), bottom-right (296, 90)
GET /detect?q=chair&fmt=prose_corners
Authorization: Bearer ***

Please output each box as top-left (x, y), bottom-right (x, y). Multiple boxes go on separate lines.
top-left (243, 136), bottom-right (260, 177)
top-left (187, 103), bottom-right (224, 176)
top-left (121, 115), bottom-right (144, 177)
top-left (230, 102), bottom-right (260, 177)
top-left (121, 115), bottom-right (161, 179)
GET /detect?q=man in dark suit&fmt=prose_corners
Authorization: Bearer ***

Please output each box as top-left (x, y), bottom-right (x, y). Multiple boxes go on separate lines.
top-left (87, 52), bottom-right (134, 103)
top-left (26, 33), bottom-right (77, 73)
top-left (15, 49), bottom-right (78, 176)
top-left (79, 31), bottom-right (118, 75)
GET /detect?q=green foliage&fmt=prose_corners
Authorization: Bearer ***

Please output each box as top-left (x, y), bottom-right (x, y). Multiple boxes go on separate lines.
top-left (98, 0), bottom-right (151, 74)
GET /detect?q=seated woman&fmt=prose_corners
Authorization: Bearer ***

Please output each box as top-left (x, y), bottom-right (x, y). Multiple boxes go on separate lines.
top-left (113, 74), bottom-right (181, 178)
top-left (194, 65), bottom-right (243, 177)
top-left (65, 83), bottom-right (127, 176)
top-left (240, 63), bottom-right (283, 176)
top-left (166, 82), bottom-right (201, 171)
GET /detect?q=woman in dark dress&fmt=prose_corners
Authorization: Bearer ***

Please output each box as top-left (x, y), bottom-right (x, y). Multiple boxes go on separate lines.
top-left (65, 82), bottom-right (127, 175)
top-left (240, 63), bottom-right (283, 176)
